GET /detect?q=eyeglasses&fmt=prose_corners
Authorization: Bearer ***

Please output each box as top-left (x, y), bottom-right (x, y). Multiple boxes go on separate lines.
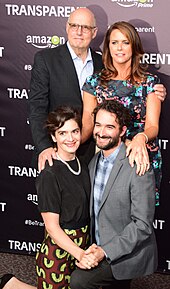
top-left (68, 22), bottom-right (96, 33)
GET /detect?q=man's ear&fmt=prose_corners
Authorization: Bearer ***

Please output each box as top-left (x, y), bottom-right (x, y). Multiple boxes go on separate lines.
top-left (120, 125), bottom-right (127, 137)
top-left (92, 27), bottom-right (98, 39)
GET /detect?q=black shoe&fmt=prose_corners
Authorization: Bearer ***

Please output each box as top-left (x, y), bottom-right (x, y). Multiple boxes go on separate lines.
top-left (0, 274), bottom-right (14, 289)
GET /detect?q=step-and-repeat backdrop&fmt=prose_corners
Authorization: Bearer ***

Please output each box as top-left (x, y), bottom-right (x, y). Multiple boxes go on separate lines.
top-left (0, 0), bottom-right (170, 273)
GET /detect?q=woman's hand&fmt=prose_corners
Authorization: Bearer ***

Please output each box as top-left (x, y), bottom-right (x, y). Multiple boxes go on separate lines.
top-left (76, 248), bottom-right (99, 269)
top-left (126, 136), bottom-right (150, 176)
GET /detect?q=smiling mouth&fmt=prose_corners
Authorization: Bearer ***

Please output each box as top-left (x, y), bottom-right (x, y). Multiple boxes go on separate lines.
top-left (65, 143), bottom-right (75, 146)
top-left (96, 135), bottom-right (110, 141)
top-left (65, 142), bottom-right (78, 147)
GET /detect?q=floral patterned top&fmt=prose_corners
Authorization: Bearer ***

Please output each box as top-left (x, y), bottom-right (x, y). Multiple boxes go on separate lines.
top-left (83, 73), bottom-right (162, 206)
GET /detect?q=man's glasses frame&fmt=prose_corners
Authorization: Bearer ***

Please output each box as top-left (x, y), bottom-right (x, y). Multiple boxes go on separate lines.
top-left (68, 22), bottom-right (96, 33)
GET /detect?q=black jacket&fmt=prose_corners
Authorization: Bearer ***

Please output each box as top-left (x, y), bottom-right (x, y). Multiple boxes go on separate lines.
top-left (29, 43), bottom-right (103, 157)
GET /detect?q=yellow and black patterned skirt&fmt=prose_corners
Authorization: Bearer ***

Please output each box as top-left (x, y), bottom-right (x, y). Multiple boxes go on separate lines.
top-left (36, 225), bottom-right (89, 289)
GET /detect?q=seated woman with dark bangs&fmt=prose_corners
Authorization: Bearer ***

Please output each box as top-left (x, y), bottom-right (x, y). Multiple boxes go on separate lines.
top-left (0, 105), bottom-right (97, 289)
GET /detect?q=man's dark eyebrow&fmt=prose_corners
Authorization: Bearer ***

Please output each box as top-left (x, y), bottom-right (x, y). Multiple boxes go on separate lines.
top-left (95, 121), bottom-right (115, 128)
top-left (106, 124), bottom-right (116, 128)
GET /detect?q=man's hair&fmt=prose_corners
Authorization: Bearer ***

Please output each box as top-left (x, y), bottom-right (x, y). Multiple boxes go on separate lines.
top-left (93, 100), bottom-right (131, 141)
top-left (46, 105), bottom-right (82, 136)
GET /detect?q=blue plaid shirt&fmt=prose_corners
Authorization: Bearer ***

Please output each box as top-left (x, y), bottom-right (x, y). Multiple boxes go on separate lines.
top-left (93, 144), bottom-right (122, 245)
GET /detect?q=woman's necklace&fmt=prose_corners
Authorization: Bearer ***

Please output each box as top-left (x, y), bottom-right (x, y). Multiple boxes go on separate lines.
top-left (56, 153), bottom-right (81, 175)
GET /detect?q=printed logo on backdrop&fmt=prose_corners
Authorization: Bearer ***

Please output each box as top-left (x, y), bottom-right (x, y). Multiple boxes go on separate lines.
top-left (24, 65), bottom-right (32, 71)
top-left (7, 88), bottom-right (29, 99)
top-left (25, 144), bottom-right (35, 151)
top-left (159, 139), bottom-right (169, 150)
top-left (8, 239), bottom-right (41, 253)
top-left (135, 25), bottom-right (155, 33)
top-left (0, 203), bottom-right (6, 212)
top-left (133, 24), bottom-right (170, 65)
top-left (5, 4), bottom-right (83, 17)
top-left (25, 219), bottom-right (44, 227)
top-left (0, 47), bottom-right (4, 57)
top-left (166, 261), bottom-right (170, 271)
top-left (8, 166), bottom-right (38, 177)
top-left (0, 127), bottom-right (6, 137)
top-left (26, 35), bottom-right (65, 49)
top-left (111, 0), bottom-right (154, 8)
top-left (24, 35), bottom-right (66, 70)
top-left (27, 193), bottom-right (38, 205)
top-left (153, 219), bottom-right (165, 230)
top-left (142, 53), bottom-right (170, 66)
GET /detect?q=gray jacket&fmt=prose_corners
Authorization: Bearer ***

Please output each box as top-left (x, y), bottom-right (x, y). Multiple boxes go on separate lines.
top-left (89, 143), bottom-right (158, 279)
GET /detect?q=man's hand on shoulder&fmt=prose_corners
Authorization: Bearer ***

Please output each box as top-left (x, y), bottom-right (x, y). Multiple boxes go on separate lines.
top-left (38, 147), bottom-right (57, 172)
top-left (154, 83), bottom-right (166, 102)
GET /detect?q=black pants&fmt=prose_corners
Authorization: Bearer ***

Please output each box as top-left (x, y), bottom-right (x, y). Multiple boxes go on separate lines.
top-left (70, 259), bottom-right (131, 289)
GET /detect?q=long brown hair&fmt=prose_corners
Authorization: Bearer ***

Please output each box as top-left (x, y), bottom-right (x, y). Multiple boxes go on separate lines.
top-left (101, 21), bottom-right (148, 85)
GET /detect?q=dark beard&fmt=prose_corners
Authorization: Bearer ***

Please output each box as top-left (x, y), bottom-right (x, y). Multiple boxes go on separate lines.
top-left (94, 134), bottom-right (120, 151)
